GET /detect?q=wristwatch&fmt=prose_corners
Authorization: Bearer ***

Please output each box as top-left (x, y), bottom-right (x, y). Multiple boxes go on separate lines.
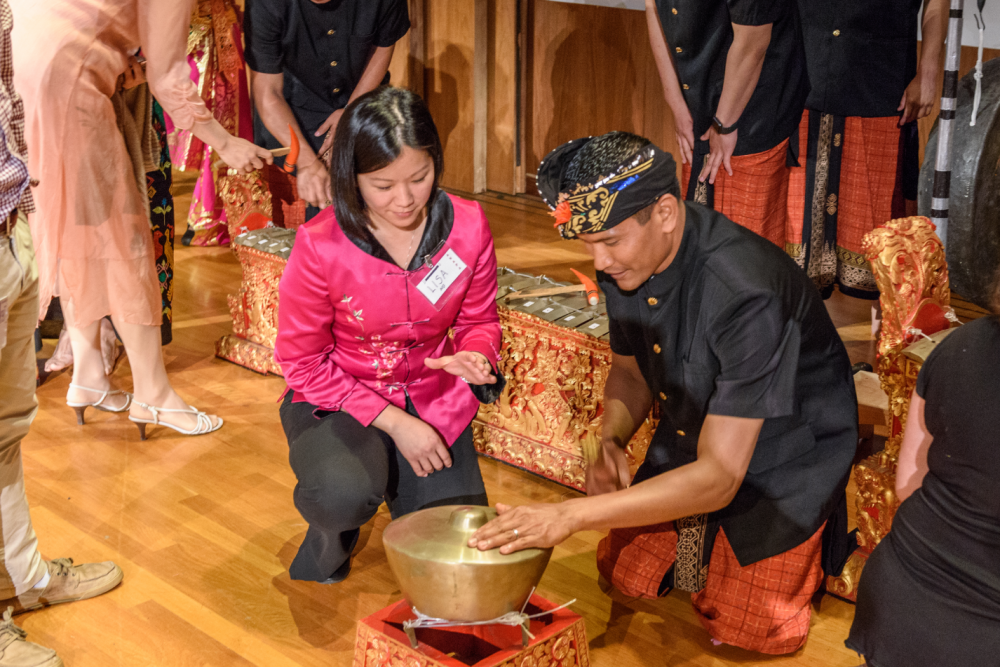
top-left (712, 115), bottom-right (738, 135)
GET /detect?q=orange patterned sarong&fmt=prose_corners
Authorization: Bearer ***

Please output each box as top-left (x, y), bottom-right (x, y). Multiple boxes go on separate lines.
top-left (785, 110), bottom-right (911, 298)
top-left (597, 522), bottom-right (826, 655)
top-left (682, 140), bottom-right (791, 248)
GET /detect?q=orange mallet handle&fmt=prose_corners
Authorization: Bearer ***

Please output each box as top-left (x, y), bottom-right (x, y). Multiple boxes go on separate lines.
top-left (571, 268), bottom-right (600, 306)
top-left (283, 124), bottom-right (300, 174)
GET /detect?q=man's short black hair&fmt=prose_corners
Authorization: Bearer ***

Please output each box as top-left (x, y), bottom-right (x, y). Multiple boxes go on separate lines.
top-left (560, 131), bottom-right (680, 224)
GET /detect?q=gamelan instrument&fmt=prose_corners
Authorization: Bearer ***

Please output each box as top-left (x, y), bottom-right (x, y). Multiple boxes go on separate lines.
top-left (919, 57), bottom-right (1000, 310)
top-left (382, 505), bottom-right (552, 622)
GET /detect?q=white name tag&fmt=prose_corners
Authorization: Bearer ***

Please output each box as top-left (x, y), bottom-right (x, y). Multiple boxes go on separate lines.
top-left (417, 249), bottom-right (468, 305)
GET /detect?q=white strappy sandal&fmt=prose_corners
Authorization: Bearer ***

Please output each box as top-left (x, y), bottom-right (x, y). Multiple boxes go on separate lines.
top-left (66, 383), bottom-right (132, 425)
top-left (128, 400), bottom-right (223, 440)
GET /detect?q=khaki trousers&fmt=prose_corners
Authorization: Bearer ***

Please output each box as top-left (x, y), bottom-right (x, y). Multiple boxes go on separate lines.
top-left (0, 215), bottom-right (46, 597)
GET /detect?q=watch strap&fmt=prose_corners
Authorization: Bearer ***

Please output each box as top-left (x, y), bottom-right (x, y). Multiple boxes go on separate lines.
top-left (712, 115), bottom-right (738, 135)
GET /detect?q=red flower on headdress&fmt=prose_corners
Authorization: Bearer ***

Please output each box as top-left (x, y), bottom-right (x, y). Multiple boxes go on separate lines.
top-left (551, 199), bottom-right (572, 228)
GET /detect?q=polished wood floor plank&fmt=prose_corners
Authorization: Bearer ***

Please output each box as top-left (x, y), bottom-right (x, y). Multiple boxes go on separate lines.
top-left (18, 172), bottom-right (874, 665)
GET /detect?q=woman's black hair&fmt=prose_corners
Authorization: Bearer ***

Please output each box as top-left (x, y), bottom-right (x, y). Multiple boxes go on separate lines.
top-left (331, 86), bottom-right (444, 238)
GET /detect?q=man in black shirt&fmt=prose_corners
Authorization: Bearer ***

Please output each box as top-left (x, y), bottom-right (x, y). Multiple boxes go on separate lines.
top-left (644, 0), bottom-right (807, 248)
top-left (787, 0), bottom-right (947, 300)
top-left (244, 0), bottom-right (409, 211)
top-left (469, 133), bottom-right (857, 654)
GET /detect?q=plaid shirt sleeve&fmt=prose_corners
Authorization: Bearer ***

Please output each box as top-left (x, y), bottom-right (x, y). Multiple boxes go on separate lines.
top-left (0, 0), bottom-right (35, 216)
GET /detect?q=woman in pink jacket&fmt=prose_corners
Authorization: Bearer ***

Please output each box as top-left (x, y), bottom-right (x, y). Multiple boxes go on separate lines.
top-left (275, 87), bottom-right (503, 584)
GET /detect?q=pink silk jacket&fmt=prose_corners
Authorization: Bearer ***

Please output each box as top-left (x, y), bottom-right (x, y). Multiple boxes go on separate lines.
top-left (275, 194), bottom-right (501, 445)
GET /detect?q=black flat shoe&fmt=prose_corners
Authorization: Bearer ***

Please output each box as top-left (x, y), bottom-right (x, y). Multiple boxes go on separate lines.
top-left (320, 557), bottom-right (352, 584)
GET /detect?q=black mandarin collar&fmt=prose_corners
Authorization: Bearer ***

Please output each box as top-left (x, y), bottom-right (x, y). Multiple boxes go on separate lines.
top-left (644, 202), bottom-right (699, 298)
top-left (343, 190), bottom-right (454, 271)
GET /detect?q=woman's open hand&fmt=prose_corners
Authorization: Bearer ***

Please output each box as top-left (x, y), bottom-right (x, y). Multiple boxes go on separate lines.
top-left (424, 351), bottom-right (496, 385)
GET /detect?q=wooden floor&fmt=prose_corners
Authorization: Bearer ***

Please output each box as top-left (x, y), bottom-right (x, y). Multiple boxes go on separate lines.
top-left (20, 173), bottom-right (874, 666)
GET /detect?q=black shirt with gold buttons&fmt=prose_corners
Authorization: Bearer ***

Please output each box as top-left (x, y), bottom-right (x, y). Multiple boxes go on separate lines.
top-left (798, 0), bottom-right (922, 117)
top-left (245, 0), bottom-right (410, 150)
top-left (600, 202), bottom-right (857, 565)
top-left (654, 0), bottom-right (808, 157)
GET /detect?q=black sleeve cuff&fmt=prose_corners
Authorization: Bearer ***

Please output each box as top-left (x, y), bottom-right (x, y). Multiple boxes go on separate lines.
top-left (470, 370), bottom-right (507, 405)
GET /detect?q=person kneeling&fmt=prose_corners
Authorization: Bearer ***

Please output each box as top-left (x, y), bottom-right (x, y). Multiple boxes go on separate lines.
top-left (275, 87), bottom-right (503, 584)
top-left (470, 132), bottom-right (858, 655)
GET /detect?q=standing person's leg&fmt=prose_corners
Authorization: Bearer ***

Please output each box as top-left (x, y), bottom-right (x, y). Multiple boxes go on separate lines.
top-left (0, 219), bottom-right (48, 598)
top-left (0, 218), bottom-right (123, 616)
top-left (114, 320), bottom-right (221, 436)
top-left (60, 299), bottom-right (220, 436)
top-left (280, 392), bottom-right (391, 583)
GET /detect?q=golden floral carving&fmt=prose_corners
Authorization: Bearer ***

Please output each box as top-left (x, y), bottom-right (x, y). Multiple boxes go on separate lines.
top-left (218, 169), bottom-right (273, 241)
top-left (474, 308), bottom-right (654, 493)
top-left (354, 612), bottom-right (588, 667)
top-left (215, 335), bottom-right (283, 376)
top-left (863, 216), bottom-right (949, 460)
top-left (826, 550), bottom-right (868, 600)
top-left (828, 216), bottom-right (952, 598)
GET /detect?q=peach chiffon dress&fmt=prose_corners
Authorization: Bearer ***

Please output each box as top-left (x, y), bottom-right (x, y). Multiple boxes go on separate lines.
top-left (11, 0), bottom-right (212, 328)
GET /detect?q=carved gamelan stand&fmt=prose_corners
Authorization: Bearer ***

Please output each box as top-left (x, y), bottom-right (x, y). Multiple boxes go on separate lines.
top-left (827, 216), bottom-right (955, 600)
top-left (214, 166), bottom-right (303, 376)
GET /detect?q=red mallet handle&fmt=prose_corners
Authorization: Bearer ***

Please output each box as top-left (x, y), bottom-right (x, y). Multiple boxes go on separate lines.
top-left (571, 268), bottom-right (600, 306)
top-left (283, 124), bottom-right (300, 174)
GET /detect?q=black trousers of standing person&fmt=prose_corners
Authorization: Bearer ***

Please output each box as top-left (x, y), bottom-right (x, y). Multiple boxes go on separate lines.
top-left (279, 390), bottom-right (489, 582)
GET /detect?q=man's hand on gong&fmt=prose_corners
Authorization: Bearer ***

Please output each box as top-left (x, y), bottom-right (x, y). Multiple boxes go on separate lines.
top-left (467, 502), bottom-right (580, 554)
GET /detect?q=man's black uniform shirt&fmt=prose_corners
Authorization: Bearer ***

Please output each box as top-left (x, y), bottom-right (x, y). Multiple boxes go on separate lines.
top-left (654, 0), bottom-right (808, 156)
top-left (245, 0), bottom-right (410, 146)
top-left (600, 203), bottom-right (857, 565)
top-left (798, 0), bottom-right (923, 118)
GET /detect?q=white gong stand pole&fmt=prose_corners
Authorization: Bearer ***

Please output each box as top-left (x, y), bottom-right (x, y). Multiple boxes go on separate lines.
top-left (931, 0), bottom-right (966, 248)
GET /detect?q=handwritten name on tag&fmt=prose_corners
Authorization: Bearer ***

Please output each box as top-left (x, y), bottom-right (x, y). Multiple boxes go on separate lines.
top-left (416, 249), bottom-right (468, 305)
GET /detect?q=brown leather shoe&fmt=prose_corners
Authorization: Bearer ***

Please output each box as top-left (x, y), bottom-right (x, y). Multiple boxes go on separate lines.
top-left (0, 608), bottom-right (62, 667)
top-left (3, 559), bottom-right (123, 615)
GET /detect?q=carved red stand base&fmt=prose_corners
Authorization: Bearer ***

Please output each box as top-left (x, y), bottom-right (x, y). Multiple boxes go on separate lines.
top-left (353, 595), bottom-right (590, 667)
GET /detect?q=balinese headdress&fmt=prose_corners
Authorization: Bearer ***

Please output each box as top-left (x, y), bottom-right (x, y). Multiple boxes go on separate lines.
top-left (537, 137), bottom-right (678, 240)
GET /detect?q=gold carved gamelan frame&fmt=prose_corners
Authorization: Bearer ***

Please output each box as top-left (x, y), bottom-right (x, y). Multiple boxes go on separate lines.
top-left (213, 170), bottom-right (651, 492)
top-left (827, 216), bottom-right (952, 601)
top-left (473, 308), bottom-right (654, 492)
top-left (214, 167), bottom-right (288, 375)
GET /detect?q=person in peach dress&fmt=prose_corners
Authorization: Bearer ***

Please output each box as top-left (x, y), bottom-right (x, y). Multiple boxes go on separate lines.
top-left (12, 0), bottom-right (271, 437)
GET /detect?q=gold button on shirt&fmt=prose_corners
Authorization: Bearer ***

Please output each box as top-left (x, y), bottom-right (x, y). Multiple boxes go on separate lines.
top-left (659, 392), bottom-right (667, 401)
top-left (330, 61), bottom-right (338, 67)
top-left (832, 29), bottom-right (841, 36)
top-left (677, 430), bottom-right (686, 436)
top-left (653, 344), bottom-right (662, 354)
top-left (647, 297), bottom-right (658, 306)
